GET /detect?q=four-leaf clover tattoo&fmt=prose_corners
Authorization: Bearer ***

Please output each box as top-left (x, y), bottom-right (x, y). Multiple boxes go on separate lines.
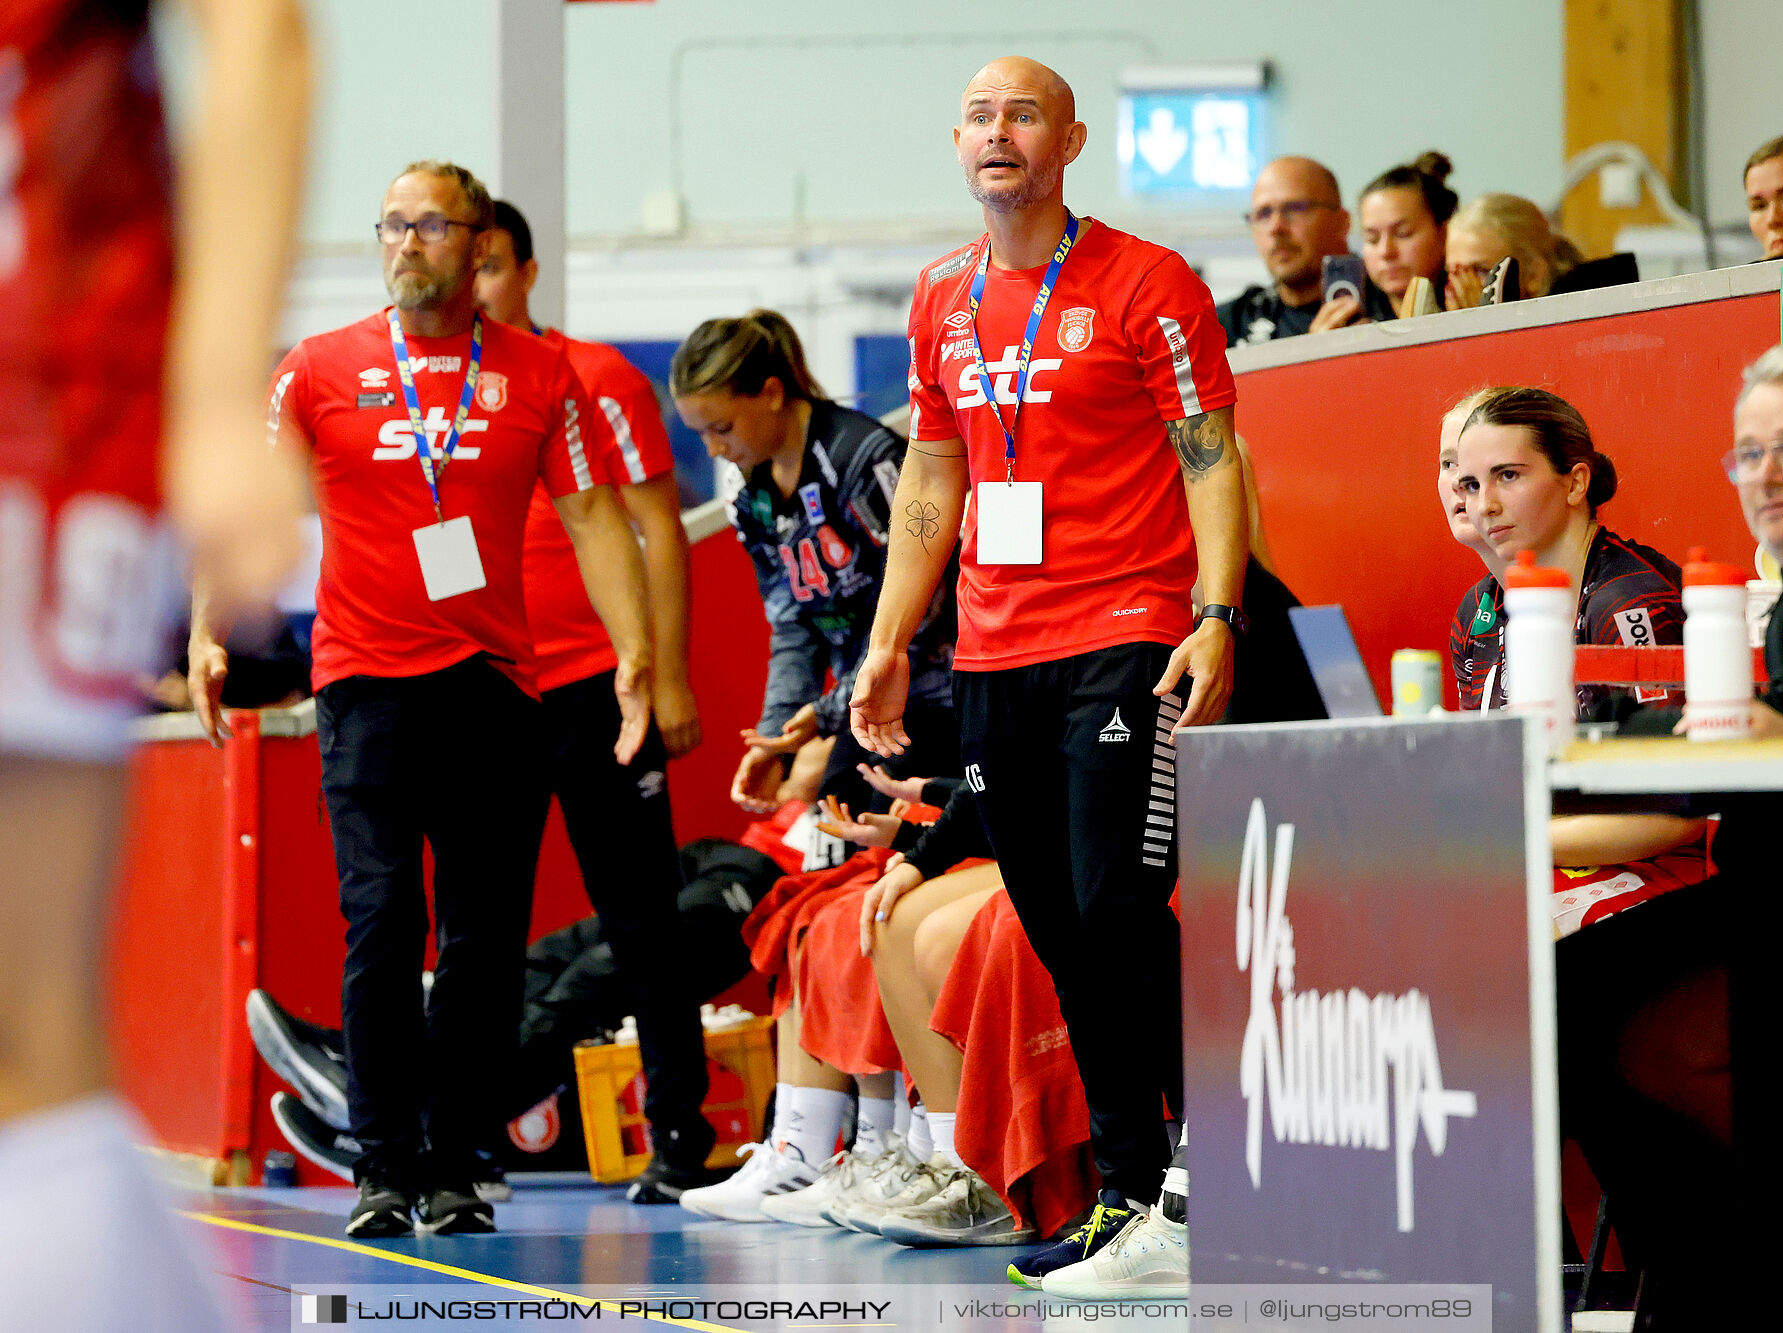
top-left (906, 500), bottom-right (940, 550)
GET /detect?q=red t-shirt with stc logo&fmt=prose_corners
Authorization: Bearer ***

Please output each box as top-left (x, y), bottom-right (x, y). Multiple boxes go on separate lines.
top-left (906, 219), bottom-right (1235, 670)
top-left (269, 310), bottom-right (598, 695)
top-left (522, 330), bottom-right (675, 691)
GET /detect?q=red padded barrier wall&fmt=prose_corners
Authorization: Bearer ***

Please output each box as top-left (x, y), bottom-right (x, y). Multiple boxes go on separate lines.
top-left (1233, 292), bottom-right (1776, 708)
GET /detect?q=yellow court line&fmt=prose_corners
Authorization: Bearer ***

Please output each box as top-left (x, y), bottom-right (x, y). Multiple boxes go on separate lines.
top-left (180, 1210), bottom-right (744, 1333)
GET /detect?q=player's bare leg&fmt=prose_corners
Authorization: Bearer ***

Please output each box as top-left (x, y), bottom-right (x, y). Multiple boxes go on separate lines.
top-left (0, 757), bottom-right (121, 1121)
top-left (871, 863), bottom-right (1002, 1115)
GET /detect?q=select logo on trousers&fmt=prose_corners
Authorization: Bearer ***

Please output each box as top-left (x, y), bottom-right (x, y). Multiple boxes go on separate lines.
top-left (299, 1293), bottom-right (349, 1324)
top-left (1098, 708), bottom-right (1132, 743)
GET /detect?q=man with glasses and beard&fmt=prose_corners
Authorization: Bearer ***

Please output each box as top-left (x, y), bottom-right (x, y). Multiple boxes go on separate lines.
top-left (189, 160), bottom-right (652, 1238)
top-left (1218, 156), bottom-right (1389, 345)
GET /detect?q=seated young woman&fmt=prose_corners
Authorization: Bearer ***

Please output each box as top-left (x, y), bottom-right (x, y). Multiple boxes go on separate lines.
top-left (1445, 386), bottom-right (1732, 1307)
top-left (1445, 385), bottom-right (1710, 931)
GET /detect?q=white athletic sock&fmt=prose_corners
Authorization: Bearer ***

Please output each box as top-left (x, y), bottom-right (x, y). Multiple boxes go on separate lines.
top-left (0, 1096), bottom-right (228, 1332)
top-left (892, 1074), bottom-right (912, 1137)
top-left (925, 1110), bottom-right (964, 1168)
top-left (770, 1084), bottom-right (851, 1166)
top-left (906, 1101), bottom-right (933, 1162)
top-left (855, 1095), bottom-right (895, 1157)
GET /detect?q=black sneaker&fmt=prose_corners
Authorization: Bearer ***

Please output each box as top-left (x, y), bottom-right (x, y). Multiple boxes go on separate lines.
top-left (1006, 1189), bottom-right (1144, 1289)
top-left (473, 1155), bottom-right (511, 1204)
top-left (417, 1184), bottom-right (496, 1235)
top-left (247, 990), bottom-right (349, 1130)
top-left (346, 1179), bottom-right (415, 1238)
top-left (625, 1153), bottom-right (737, 1204)
top-left (271, 1092), bottom-right (356, 1182)
top-left (625, 1121), bottom-right (725, 1204)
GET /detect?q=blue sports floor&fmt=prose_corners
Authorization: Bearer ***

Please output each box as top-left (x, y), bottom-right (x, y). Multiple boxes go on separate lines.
top-left (179, 1175), bottom-right (1159, 1332)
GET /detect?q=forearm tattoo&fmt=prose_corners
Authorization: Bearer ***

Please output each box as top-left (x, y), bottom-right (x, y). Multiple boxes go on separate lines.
top-left (906, 500), bottom-right (941, 552)
top-left (1168, 413), bottom-right (1228, 475)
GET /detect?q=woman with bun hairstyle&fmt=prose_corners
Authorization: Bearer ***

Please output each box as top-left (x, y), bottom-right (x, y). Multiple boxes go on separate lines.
top-left (1446, 386), bottom-right (1707, 932)
top-left (1449, 386), bottom-right (1683, 724)
top-left (1359, 151), bottom-right (1457, 315)
top-left (1444, 193), bottom-right (1578, 307)
top-left (1444, 387), bottom-right (1731, 1311)
top-left (671, 311), bottom-right (958, 846)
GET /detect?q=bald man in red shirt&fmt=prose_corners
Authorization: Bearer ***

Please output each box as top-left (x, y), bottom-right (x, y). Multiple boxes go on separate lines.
top-left (852, 57), bottom-right (1246, 1282)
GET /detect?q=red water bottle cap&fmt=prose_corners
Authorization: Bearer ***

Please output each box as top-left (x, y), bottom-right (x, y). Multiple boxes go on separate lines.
top-left (1681, 545), bottom-right (1747, 587)
top-left (1501, 548), bottom-right (1569, 589)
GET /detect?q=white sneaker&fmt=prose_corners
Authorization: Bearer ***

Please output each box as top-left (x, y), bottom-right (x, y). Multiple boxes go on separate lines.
top-left (877, 1164), bottom-right (1038, 1247)
top-left (677, 1142), bottom-right (819, 1222)
top-left (818, 1136), bottom-right (916, 1230)
top-left (1041, 1207), bottom-right (1190, 1299)
top-left (841, 1153), bottom-right (952, 1235)
top-left (759, 1147), bottom-right (872, 1228)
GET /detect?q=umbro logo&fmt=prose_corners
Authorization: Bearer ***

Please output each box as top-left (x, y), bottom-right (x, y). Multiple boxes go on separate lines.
top-left (358, 368), bottom-right (391, 387)
top-left (943, 310), bottom-right (973, 331)
top-left (1098, 709), bottom-right (1132, 743)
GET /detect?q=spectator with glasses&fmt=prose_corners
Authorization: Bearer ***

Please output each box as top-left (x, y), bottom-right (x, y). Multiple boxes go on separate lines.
top-left (1726, 346), bottom-right (1783, 739)
top-left (1218, 156), bottom-right (1392, 346)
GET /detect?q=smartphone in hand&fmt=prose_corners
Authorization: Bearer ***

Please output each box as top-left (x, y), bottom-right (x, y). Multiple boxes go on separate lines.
top-left (1321, 253), bottom-right (1367, 308)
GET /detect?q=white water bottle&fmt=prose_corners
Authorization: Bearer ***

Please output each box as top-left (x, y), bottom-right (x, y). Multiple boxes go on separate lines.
top-left (1502, 549), bottom-right (1575, 754)
top-left (1683, 547), bottom-right (1753, 741)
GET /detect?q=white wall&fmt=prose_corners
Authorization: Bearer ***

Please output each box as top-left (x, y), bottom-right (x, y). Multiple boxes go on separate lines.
top-left (159, 1), bottom-right (1783, 375)
top-left (157, 1), bottom-right (1783, 245)
top-left (1701, 0), bottom-right (1783, 229)
top-left (164, 0), bottom-right (1564, 248)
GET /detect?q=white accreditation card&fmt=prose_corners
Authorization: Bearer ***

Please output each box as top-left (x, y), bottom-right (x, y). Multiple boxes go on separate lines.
top-left (413, 516), bottom-right (487, 601)
top-left (976, 481), bottom-right (1043, 564)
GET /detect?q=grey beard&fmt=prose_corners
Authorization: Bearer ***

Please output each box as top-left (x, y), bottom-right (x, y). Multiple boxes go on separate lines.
top-left (388, 270), bottom-right (446, 310)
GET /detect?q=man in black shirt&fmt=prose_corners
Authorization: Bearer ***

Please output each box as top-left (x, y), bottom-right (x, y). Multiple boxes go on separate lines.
top-left (1218, 156), bottom-right (1392, 346)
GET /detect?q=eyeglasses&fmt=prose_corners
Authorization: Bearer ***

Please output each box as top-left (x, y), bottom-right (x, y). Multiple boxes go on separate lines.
top-left (1243, 200), bottom-right (1337, 227)
top-left (375, 215), bottom-right (480, 245)
top-left (1723, 440), bottom-right (1783, 483)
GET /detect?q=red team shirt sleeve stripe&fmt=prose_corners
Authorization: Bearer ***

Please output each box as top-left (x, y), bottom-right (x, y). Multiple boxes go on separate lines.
top-left (1127, 253), bottom-right (1237, 424)
top-left (544, 351), bottom-right (599, 498)
top-left (593, 363), bottom-right (672, 484)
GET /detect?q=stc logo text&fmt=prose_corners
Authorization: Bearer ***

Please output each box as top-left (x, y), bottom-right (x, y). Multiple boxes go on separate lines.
top-left (373, 405), bottom-right (489, 460)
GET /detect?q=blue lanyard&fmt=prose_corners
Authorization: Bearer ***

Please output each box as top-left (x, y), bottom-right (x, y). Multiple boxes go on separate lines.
top-left (387, 309), bottom-right (483, 523)
top-left (965, 212), bottom-right (1080, 481)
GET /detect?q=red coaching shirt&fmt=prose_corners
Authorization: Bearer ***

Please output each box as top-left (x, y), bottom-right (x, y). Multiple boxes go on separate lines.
top-left (906, 220), bottom-right (1235, 670)
top-left (522, 332), bottom-right (675, 691)
top-left (270, 311), bottom-right (598, 695)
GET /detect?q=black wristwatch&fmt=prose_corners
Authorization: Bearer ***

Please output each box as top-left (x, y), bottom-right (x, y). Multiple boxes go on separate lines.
top-left (1197, 603), bottom-right (1248, 635)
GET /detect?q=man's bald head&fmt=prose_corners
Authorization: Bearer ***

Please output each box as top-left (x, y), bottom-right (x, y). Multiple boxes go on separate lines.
top-left (1247, 155), bottom-right (1351, 296)
top-left (1256, 156), bottom-right (1341, 206)
top-left (955, 57), bottom-right (1085, 216)
top-left (962, 57), bottom-right (1075, 122)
